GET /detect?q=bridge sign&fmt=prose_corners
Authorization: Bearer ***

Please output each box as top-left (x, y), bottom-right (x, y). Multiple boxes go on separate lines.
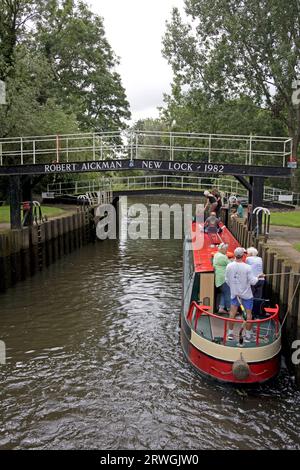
top-left (0, 159), bottom-right (292, 178)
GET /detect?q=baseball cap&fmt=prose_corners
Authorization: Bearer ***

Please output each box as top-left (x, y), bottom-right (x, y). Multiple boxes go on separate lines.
top-left (234, 247), bottom-right (245, 258)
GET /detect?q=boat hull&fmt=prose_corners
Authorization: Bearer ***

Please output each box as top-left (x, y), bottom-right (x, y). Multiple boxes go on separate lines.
top-left (181, 314), bottom-right (281, 384)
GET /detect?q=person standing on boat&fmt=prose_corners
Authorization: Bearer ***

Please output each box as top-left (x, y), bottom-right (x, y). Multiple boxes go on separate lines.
top-left (212, 189), bottom-right (222, 218)
top-left (204, 190), bottom-right (218, 214)
top-left (204, 212), bottom-right (222, 233)
top-left (225, 247), bottom-right (263, 342)
top-left (246, 247), bottom-right (265, 299)
top-left (213, 243), bottom-right (231, 314)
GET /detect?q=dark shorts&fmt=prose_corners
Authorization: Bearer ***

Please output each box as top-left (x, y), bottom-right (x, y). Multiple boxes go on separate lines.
top-left (231, 297), bottom-right (253, 310)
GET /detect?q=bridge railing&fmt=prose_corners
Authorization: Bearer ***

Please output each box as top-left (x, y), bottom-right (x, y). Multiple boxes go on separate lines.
top-left (46, 175), bottom-right (300, 206)
top-left (47, 175), bottom-right (246, 196)
top-left (0, 131), bottom-right (293, 167)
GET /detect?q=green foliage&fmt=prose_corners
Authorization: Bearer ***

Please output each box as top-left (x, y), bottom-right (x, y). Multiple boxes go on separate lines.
top-left (0, 47), bottom-right (79, 137)
top-left (0, 0), bottom-right (131, 198)
top-left (162, 0), bottom-right (300, 189)
top-left (33, 0), bottom-right (130, 132)
top-left (0, 1), bottom-right (130, 138)
top-left (163, 1), bottom-right (300, 147)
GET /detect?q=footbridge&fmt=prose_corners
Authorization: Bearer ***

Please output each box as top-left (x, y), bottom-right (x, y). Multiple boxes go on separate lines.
top-left (0, 130), bottom-right (295, 228)
top-left (46, 175), bottom-right (299, 207)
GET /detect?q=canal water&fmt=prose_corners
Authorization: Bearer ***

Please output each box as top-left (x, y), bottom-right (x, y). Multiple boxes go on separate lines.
top-left (0, 196), bottom-right (300, 450)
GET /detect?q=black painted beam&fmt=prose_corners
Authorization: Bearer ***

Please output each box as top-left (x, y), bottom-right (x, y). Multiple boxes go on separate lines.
top-left (234, 175), bottom-right (252, 192)
top-left (9, 175), bottom-right (22, 229)
top-left (22, 176), bottom-right (33, 226)
top-left (249, 177), bottom-right (253, 205)
top-left (252, 176), bottom-right (265, 210)
top-left (249, 176), bottom-right (265, 232)
top-left (0, 160), bottom-right (293, 178)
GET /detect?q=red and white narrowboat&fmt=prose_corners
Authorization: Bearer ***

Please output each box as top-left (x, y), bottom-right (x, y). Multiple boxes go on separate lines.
top-left (181, 222), bottom-right (281, 384)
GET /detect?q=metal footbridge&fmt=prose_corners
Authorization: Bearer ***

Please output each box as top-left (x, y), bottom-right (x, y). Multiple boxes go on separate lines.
top-left (0, 131), bottom-right (294, 177)
top-left (0, 130), bottom-right (294, 229)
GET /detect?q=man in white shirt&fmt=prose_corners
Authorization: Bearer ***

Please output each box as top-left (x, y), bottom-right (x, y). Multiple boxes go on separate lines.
top-left (225, 247), bottom-right (263, 342)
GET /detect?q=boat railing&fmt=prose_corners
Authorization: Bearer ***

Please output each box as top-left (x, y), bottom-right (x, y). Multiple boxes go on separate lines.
top-left (187, 301), bottom-right (280, 346)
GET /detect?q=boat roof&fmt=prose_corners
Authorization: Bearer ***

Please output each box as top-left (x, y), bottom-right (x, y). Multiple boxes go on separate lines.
top-left (192, 222), bottom-right (241, 273)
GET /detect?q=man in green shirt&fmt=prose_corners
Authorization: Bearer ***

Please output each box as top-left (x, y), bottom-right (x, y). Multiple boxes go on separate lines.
top-left (213, 243), bottom-right (231, 314)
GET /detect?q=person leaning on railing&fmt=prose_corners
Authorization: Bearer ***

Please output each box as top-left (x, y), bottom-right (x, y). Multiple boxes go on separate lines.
top-left (213, 243), bottom-right (231, 314)
top-left (204, 190), bottom-right (218, 213)
top-left (225, 247), bottom-right (265, 343)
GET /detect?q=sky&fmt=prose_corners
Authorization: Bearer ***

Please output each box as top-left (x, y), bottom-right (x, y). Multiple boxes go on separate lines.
top-left (89, 0), bottom-right (185, 123)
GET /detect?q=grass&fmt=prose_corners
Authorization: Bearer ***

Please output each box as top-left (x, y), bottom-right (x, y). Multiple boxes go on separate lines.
top-left (294, 243), bottom-right (300, 252)
top-left (0, 205), bottom-right (67, 224)
top-left (270, 211), bottom-right (300, 228)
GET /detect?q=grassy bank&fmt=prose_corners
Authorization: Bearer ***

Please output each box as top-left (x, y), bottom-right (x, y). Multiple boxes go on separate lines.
top-left (270, 211), bottom-right (300, 228)
top-left (0, 206), bottom-right (67, 224)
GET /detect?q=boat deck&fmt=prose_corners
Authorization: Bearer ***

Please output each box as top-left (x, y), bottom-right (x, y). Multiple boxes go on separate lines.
top-left (195, 313), bottom-right (277, 348)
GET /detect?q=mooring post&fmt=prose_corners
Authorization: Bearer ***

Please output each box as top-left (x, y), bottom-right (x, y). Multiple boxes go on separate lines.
top-left (9, 175), bottom-right (22, 230)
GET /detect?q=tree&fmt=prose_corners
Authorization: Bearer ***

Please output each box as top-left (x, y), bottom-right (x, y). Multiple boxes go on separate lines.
top-left (0, 1), bottom-right (131, 137)
top-left (33, 0), bottom-right (131, 132)
top-left (0, 1), bottom-right (132, 199)
top-left (0, 47), bottom-right (79, 138)
top-left (163, 1), bottom-right (300, 158)
top-left (0, 0), bottom-right (39, 76)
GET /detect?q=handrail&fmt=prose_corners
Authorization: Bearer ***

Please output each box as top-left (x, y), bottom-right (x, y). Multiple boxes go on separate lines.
top-left (0, 130), bottom-right (293, 168)
top-left (187, 301), bottom-right (280, 346)
top-left (45, 174), bottom-right (300, 206)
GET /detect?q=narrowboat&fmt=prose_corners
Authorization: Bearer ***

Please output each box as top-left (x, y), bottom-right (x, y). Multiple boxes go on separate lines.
top-left (181, 222), bottom-right (281, 384)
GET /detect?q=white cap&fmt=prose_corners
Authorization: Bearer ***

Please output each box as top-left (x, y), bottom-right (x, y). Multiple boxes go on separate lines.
top-left (204, 190), bottom-right (210, 196)
top-left (234, 247), bottom-right (245, 258)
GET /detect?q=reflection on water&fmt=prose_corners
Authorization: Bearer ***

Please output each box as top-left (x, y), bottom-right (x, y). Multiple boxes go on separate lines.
top-left (0, 196), bottom-right (300, 450)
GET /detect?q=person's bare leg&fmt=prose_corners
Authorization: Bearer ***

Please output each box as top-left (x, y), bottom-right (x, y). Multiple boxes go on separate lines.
top-left (229, 305), bottom-right (238, 332)
top-left (246, 309), bottom-right (252, 332)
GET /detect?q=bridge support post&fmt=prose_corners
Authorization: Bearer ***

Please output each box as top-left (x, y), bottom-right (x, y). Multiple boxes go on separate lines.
top-left (9, 175), bottom-right (22, 230)
top-left (22, 176), bottom-right (33, 226)
top-left (248, 177), bottom-right (253, 205)
top-left (251, 176), bottom-right (264, 210)
top-left (250, 176), bottom-right (264, 231)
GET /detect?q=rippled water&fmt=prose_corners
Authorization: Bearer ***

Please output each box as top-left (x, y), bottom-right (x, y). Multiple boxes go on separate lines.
top-left (0, 196), bottom-right (300, 450)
